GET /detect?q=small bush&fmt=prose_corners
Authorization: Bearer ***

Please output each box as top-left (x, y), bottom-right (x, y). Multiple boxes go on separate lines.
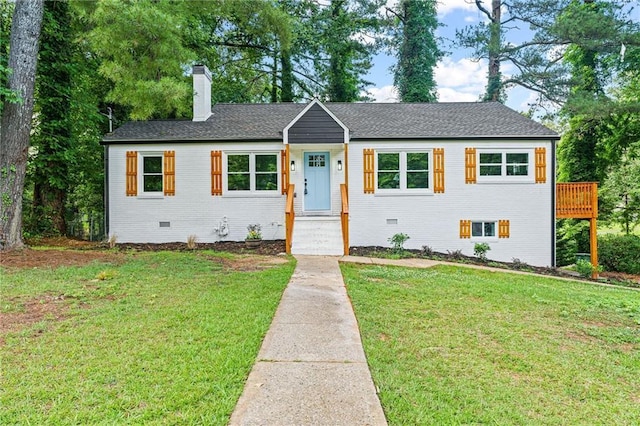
top-left (421, 245), bottom-right (434, 256)
top-left (575, 259), bottom-right (602, 278)
top-left (599, 234), bottom-right (640, 274)
top-left (187, 234), bottom-right (197, 249)
top-left (447, 249), bottom-right (464, 260)
top-left (388, 233), bottom-right (410, 253)
top-left (474, 243), bottom-right (491, 261)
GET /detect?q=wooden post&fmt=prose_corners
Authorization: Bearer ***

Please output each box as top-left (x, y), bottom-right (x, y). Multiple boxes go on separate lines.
top-left (590, 182), bottom-right (598, 278)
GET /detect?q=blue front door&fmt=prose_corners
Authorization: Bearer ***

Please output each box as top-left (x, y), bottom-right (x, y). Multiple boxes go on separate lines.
top-left (304, 152), bottom-right (331, 211)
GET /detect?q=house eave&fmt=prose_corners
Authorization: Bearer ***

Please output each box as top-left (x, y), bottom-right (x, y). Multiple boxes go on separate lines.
top-left (100, 137), bottom-right (284, 145)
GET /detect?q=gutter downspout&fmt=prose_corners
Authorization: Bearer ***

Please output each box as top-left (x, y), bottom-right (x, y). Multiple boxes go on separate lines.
top-left (104, 145), bottom-right (109, 239)
top-left (551, 139), bottom-right (556, 267)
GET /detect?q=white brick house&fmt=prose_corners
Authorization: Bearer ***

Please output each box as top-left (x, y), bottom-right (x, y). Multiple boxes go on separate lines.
top-left (102, 66), bottom-right (560, 266)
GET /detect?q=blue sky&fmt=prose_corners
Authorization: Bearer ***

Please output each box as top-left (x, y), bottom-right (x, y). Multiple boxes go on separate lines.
top-left (363, 0), bottom-right (537, 110)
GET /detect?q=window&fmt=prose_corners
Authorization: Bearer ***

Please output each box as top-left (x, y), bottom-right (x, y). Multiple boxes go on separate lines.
top-left (377, 151), bottom-right (430, 191)
top-left (142, 155), bottom-right (163, 193)
top-left (472, 221), bottom-right (496, 238)
top-left (479, 151), bottom-right (530, 178)
top-left (226, 153), bottom-right (278, 192)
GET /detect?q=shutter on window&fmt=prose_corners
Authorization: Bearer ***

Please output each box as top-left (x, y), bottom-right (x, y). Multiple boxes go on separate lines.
top-left (460, 220), bottom-right (471, 238)
top-left (363, 148), bottom-right (375, 194)
top-left (535, 147), bottom-right (546, 183)
top-left (281, 148), bottom-right (289, 195)
top-left (163, 151), bottom-right (175, 196)
top-left (434, 148), bottom-right (445, 193)
top-left (126, 151), bottom-right (138, 196)
top-left (465, 148), bottom-right (476, 184)
top-left (499, 220), bottom-right (510, 238)
top-left (211, 150), bottom-right (223, 196)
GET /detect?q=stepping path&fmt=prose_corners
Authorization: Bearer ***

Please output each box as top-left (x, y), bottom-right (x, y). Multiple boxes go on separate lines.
top-left (229, 255), bottom-right (387, 426)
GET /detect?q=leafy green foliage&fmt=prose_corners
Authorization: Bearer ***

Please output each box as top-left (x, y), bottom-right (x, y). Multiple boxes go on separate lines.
top-left (390, 0), bottom-right (440, 102)
top-left (575, 259), bottom-right (601, 278)
top-left (388, 233), bottom-right (410, 253)
top-left (599, 234), bottom-right (640, 274)
top-left (473, 242), bottom-right (491, 261)
top-left (600, 155), bottom-right (640, 234)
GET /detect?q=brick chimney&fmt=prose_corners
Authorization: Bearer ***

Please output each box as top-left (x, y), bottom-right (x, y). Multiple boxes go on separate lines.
top-left (192, 65), bottom-right (212, 121)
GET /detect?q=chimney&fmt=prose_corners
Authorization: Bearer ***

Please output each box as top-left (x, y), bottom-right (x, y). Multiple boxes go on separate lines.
top-left (192, 65), bottom-right (212, 121)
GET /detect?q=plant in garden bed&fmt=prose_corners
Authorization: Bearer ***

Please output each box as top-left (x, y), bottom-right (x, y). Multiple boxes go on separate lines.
top-left (388, 233), bottom-right (410, 254)
top-left (474, 242), bottom-right (491, 261)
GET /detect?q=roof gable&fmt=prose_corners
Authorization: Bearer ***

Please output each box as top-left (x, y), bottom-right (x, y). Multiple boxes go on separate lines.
top-left (283, 99), bottom-right (349, 144)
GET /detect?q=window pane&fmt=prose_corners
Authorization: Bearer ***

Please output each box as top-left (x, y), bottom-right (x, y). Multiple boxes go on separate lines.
top-left (143, 156), bottom-right (162, 174)
top-left (507, 165), bottom-right (529, 176)
top-left (472, 222), bottom-right (483, 237)
top-left (484, 222), bottom-right (496, 237)
top-left (480, 165), bottom-right (502, 176)
top-left (228, 174), bottom-right (250, 191)
top-left (407, 152), bottom-right (428, 170)
top-left (506, 153), bottom-right (528, 164)
top-left (479, 153), bottom-right (501, 164)
top-left (256, 154), bottom-right (277, 172)
top-left (407, 172), bottom-right (428, 189)
top-left (378, 172), bottom-right (400, 189)
top-left (378, 153), bottom-right (399, 171)
top-left (256, 173), bottom-right (278, 191)
top-left (143, 175), bottom-right (163, 192)
top-left (228, 155), bottom-right (249, 173)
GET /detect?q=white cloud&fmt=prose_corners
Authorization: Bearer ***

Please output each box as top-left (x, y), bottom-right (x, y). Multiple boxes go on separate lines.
top-left (437, 0), bottom-right (478, 16)
top-left (363, 85), bottom-right (399, 103)
top-left (434, 57), bottom-right (486, 102)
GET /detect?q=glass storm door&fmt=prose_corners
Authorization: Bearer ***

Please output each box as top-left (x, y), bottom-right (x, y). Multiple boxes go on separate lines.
top-left (304, 152), bottom-right (331, 211)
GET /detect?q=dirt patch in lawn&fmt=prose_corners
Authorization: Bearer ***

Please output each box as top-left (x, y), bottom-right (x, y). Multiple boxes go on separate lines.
top-left (216, 255), bottom-right (289, 271)
top-left (0, 295), bottom-right (69, 344)
top-left (0, 248), bottom-right (123, 269)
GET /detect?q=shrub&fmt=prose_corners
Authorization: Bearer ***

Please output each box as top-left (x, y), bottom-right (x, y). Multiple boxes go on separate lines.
top-left (474, 242), bottom-right (491, 261)
top-left (187, 234), bottom-right (197, 249)
top-left (575, 259), bottom-right (602, 278)
top-left (599, 234), bottom-right (640, 274)
top-left (246, 224), bottom-right (262, 240)
top-left (421, 245), bottom-right (434, 256)
top-left (447, 249), bottom-right (464, 260)
top-left (388, 233), bottom-right (410, 253)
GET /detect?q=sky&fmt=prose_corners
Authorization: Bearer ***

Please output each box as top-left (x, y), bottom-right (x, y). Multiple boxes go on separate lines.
top-left (362, 0), bottom-right (638, 112)
top-left (363, 0), bottom-right (536, 111)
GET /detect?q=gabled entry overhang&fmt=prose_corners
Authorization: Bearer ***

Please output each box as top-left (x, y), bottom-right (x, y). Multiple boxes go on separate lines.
top-left (283, 99), bottom-right (349, 145)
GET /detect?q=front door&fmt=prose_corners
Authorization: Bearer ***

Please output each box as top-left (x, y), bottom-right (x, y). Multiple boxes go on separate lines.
top-left (304, 152), bottom-right (331, 211)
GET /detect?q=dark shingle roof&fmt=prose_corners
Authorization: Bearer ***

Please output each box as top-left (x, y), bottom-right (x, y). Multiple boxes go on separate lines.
top-left (102, 102), bottom-right (558, 143)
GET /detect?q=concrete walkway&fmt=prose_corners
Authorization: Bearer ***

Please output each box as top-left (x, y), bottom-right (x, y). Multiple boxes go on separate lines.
top-left (229, 255), bottom-right (387, 426)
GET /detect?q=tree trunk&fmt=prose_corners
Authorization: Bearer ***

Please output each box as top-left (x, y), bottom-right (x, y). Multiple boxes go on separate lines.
top-left (484, 0), bottom-right (502, 102)
top-left (0, 0), bottom-right (45, 250)
top-left (280, 49), bottom-right (293, 102)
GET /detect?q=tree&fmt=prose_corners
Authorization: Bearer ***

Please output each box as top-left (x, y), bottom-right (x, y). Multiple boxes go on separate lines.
top-left (30, 0), bottom-right (74, 235)
top-left (389, 0), bottom-right (441, 102)
top-left (0, 0), bottom-right (45, 250)
top-left (600, 154), bottom-right (640, 235)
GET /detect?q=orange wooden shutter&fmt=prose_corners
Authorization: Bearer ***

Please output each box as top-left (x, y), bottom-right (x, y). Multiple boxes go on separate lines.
top-left (433, 148), bottom-right (445, 193)
top-left (211, 150), bottom-right (223, 196)
top-left (465, 148), bottom-right (476, 184)
top-left (281, 148), bottom-right (289, 195)
top-left (460, 220), bottom-right (471, 238)
top-left (126, 151), bottom-right (138, 196)
top-left (535, 147), bottom-right (546, 183)
top-left (163, 151), bottom-right (175, 196)
top-left (499, 220), bottom-right (510, 238)
top-left (363, 148), bottom-right (375, 194)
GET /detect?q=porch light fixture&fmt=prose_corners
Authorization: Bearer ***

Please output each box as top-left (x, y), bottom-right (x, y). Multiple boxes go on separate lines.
top-left (290, 160), bottom-right (296, 171)
top-left (337, 160), bottom-right (343, 171)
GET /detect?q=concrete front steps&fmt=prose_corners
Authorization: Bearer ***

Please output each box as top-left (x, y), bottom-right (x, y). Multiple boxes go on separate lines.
top-left (290, 216), bottom-right (344, 255)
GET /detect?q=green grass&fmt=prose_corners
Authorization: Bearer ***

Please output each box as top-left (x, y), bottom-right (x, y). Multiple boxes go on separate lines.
top-left (1, 251), bottom-right (295, 425)
top-left (342, 263), bottom-right (640, 425)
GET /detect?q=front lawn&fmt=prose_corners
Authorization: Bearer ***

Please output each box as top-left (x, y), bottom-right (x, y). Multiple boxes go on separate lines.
top-left (1, 251), bottom-right (294, 424)
top-left (342, 263), bottom-right (640, 425)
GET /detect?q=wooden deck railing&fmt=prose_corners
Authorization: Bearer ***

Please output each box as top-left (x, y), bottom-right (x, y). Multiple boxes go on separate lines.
top-left (285, 184), bottom-right (295, 254)
top-left (556, 182), bottom-right (599, 277)
top-left (340, 184), bottom-right (349, 256)
top-left (556, 182), bottom-right (598, 219)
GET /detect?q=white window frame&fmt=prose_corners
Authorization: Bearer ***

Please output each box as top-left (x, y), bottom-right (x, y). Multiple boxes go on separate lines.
top-left (375, 150), bottom-right (433, 195)
top-left (477, 148), bottom-right (534, 183)
top-left (470, 220), bottom-right (498, 240)
top-left (224, 151), bottom-right (280, 196)
top-left (140, 152), bottom-right (164, 197)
